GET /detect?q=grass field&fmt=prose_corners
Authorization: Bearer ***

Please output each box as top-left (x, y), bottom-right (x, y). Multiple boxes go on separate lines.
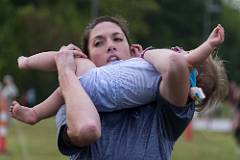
top-left (172, 131), bottom-right (240, 160)
top-left (1, 118), bottom-right (240, 160)
top-left (1, 118), bottom-right (66, 160)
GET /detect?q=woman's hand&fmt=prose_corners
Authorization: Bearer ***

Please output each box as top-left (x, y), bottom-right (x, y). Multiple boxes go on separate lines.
top-left (59, 43), bottom-right (88, 59)
top-left (207, 24), bottom-right (225, 48)
top-left (55, 50), bottom-right (79, 74)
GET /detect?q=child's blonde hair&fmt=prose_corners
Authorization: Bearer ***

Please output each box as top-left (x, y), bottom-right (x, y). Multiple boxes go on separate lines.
top-left (196, 54), bottom-right (228, 112)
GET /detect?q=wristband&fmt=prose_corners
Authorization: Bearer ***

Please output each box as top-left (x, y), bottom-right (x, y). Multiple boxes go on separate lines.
top-left (140, 46), bottom-right (154, 58)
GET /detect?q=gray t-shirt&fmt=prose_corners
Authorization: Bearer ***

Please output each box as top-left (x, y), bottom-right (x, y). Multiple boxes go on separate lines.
top-left (56, 58), bottom-right (195, 160)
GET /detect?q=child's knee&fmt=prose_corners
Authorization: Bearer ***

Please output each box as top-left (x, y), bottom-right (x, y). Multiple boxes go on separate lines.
top-left (167, 53), bottom-right (189, 76)
top-left (75, 58), bottom-right (96, 76)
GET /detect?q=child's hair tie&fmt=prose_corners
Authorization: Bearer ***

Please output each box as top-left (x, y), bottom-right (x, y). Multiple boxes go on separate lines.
top-left (189, 68), bottom-right (206, 106)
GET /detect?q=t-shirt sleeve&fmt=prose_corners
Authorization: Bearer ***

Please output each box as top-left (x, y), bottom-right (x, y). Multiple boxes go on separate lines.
top-left (157, 95), bottom-right (195, 140)
top-left (56, 106), bottom-right (88, 156)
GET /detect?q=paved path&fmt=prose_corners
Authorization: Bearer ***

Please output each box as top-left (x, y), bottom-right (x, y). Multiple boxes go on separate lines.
top-left (192, 118), bottom-right (232, 132)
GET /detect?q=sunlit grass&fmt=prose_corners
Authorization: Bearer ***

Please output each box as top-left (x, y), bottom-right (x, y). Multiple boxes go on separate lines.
top-left (1, 118), bottom-right (239, 160)
top-left (1, 118), bottom-right (66, 160)
top-left (173, 131), bottom-right (240, 160)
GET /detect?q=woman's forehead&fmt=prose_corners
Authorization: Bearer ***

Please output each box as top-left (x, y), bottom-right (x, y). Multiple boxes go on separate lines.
top-left (89, 22), bottom-right (125, 39)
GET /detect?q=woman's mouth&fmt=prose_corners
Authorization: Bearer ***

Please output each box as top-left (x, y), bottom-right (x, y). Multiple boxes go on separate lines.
top-left (107, 55), bottom-right (120, 63)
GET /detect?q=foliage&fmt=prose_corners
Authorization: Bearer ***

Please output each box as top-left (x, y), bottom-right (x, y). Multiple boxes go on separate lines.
top-left (219, 2), bottom-right (240, 82)
top-left (0, 0), bottom-right (240, 100)
top-left (99, 0), bottom-right (159, 42)
top-left (0, 0), bottom-right (89, 100)
top-left (144, 0), bottom-right (210, 48)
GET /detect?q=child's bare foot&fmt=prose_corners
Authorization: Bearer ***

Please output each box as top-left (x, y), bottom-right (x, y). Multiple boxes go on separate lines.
top-left (9, 101), bottom-right (39, 125)
top-left (18, 56), bottom-right (28, 69)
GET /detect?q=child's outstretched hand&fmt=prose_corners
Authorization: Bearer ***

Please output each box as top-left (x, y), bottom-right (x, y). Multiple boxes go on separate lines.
top-left (207, 24), bottom-right (225, 48)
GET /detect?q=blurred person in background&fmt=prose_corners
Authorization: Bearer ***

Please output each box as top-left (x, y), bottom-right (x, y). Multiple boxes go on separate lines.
top-left (0, 75), bottom-right (18, 153)
top-left (26, 87), bottom-right (36, 107)
top-left (1, 75), bottom-right (18, 105)
top-left (228, 81), bottom-right (240, 149)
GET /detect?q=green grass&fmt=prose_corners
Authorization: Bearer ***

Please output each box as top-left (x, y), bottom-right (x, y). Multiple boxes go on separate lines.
top-left (1, 118), bottom-right (239, 160)
top-left (172, 131), bottom-right (240, 160)
top-left (1, 118), bottom-right (66, 160)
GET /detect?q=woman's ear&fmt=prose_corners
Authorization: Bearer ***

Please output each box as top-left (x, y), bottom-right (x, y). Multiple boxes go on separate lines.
top-left (130, 44), bottom-right (143, 57)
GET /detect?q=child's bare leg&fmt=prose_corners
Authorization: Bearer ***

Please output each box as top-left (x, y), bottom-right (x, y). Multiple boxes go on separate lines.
top-left (18, 50), bottom-right (88, 72)
top-left (18, 51), bottom-right (59, 71)
top-left (13, 57), bottom-right (95, 125)
top-left (18, 56), bottom-right (29, 69)
top-left (10, 101), bottom-right (38, 125)
top-left (75, 58), bottom-right (96, 76)
top-left (10, 88), bottom-right (64, 125)
top-left (143, 49), bottom-right (190, 106)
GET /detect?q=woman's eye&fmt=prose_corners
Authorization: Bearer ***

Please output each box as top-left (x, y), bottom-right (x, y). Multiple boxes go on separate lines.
top-left (114, 38), bottom-right (123, 42)
top-left (94, 41), bottom-right (102, 47)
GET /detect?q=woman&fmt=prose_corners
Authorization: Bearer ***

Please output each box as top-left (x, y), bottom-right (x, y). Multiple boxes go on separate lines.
top-left (54, 16), bottom-right (227, 159)
top-left (10, 16), bottom-right (228, 159)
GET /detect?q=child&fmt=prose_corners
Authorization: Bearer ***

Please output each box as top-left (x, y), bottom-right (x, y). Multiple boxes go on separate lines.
top-left (10, 24), bottom-right (227, 125)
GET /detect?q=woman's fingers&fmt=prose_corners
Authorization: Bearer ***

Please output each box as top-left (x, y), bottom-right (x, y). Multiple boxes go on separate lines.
top-left (59, 44), bottom-right (88, 58)
top-left (66, 43), bottom-right (82, 51)
top-left (73, 50), bottom-right (88, 58)
top-left (60, 43), bottom-right (82, 51)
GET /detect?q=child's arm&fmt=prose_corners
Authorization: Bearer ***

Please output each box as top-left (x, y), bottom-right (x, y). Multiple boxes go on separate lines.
top-left (11, 59), bottom-right (96, 124)
top-left (142, 25), bottom-right (224, 107)
top-left (143, 25), bottom-right (224, 73)
top-left (185, 24), bottom-right (224, 66)
top-left (18, 50), bottom-right (87, 71)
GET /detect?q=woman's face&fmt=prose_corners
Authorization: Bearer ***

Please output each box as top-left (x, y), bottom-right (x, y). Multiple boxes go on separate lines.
top-left (88, 22), bottom-right (131, 67)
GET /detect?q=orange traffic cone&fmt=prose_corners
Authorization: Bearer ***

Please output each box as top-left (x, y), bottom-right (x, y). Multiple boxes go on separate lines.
top-left (0, 97), bottom-right (8, 153)
top-left (184, 121), bottom-right (193, 142)
top-left (0, 136), bottom-right (6, 153)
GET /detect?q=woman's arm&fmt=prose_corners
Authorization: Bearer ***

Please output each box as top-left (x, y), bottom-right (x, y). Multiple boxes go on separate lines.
top-left (55, 50), bottom-right (101, 147)
top-left (143, 49), bottom-right (190, 106)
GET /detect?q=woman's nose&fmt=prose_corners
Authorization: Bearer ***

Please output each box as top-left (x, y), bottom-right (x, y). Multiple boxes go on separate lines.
top-left (107, 46), bottom-right (117, 52)
top-left (107, 40), bottom-right (117, 53)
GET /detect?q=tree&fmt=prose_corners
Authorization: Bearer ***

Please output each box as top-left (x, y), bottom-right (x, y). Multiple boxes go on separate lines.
top-left (143, 0), bottom-right (209, 48)
top-left (219, 1), bottom-right (240, 83)
top-left (98, 0), bottom-right (159, 43)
